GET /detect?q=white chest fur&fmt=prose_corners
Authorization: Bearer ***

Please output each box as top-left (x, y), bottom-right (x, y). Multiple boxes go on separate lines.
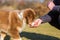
top-left (17, 10), bottom-right (26, 33)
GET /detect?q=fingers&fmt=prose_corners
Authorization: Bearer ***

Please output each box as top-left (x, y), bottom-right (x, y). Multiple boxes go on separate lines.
top-left (29, 23), bottom-right (38, 28)
top-left (29, 19), bottom-right (42, 28)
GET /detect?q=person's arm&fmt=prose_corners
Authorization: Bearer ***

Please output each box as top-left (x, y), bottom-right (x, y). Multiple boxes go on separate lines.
top-left (30, 14), bottom-right (52, 28)
top-left (40, 14), bottom-right (52, 23)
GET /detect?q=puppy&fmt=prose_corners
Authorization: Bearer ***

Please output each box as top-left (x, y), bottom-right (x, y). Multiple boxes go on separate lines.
top-left (0, 8), bottom-right (36, 40)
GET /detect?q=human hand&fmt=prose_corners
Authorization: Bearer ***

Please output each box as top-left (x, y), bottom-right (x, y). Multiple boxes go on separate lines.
top-left (29, 19), bottom-right (42, 28)
top-left (48, 1), bottom-right (55, 10)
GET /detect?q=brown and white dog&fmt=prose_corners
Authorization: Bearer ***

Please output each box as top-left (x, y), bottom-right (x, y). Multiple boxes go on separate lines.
top-left (0, 8), bottom-right (36, 40)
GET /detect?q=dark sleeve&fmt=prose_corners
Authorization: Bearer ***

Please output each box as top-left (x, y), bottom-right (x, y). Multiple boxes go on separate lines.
top-left (39, 10), bottom-right (60, 29)
top-left (39, 14), bottom-right (52, 23)
top-left (53, 0), bottom-right (60, 5)
top-left (53, 6), bottom-right (60, 12)
top-left (48, 10), bottom-right (60, 29)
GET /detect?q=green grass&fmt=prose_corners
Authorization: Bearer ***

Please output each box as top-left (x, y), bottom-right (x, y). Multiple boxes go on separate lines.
top-left (5, 23), bottom-right (60, 40)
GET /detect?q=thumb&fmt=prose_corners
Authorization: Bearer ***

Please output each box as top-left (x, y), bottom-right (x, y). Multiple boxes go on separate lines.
top-left (31, 19), bottom-right (42, 27)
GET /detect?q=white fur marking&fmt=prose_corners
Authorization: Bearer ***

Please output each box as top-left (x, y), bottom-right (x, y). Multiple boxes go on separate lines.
top-left (13, 38), bottom-right (22, 40)
top-left (1, 37), bottom-right (4, 40)
top-left (17, 10), bottom-right (24, 20)
top-left (17, 10), bottom-right (26, 33)
top-left (17, 19), bottom-right (26, 33)
top-left (20, 20), bottom-right (26, 33)
top-left (20, 38), bottom-right (22, 40)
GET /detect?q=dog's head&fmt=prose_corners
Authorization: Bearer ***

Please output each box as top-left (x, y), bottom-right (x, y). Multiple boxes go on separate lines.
top-left (23, 8), bottom-right (36, 25)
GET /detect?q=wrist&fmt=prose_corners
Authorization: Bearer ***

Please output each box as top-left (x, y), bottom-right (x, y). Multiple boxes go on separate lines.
top-left (38, 19), bottom-right (43, 23)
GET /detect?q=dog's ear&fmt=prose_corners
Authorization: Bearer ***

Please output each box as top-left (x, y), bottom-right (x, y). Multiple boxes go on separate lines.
top-left (23, 8), bottom-right (36, 18)
top-left (23, 8), bottom-right (36, 24)
top-left (24, 8), bottom-right (36, 16)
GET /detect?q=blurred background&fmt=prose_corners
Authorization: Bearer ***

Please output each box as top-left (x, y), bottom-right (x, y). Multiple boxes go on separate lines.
top-left (0, 0), bottom-right (60, 40)
top-left (0, 0), bottom-right (49, 17)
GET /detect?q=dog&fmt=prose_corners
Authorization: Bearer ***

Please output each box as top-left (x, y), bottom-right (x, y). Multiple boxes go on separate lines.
top-left (0, 8), bottom-right (36, 40)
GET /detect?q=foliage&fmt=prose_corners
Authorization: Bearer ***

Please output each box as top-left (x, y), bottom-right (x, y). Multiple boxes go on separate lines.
top-left (0, 0), bottom-right (50, 18)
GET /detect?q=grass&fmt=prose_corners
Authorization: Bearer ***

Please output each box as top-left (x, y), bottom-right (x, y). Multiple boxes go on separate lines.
top-left (5, 23), bottom-right (60, 40)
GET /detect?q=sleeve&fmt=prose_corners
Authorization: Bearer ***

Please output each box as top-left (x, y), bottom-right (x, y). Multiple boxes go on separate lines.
top-left (53, 6), bottom-right (60, 12)
top-left (40, 14), bottom-right (52, 23)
